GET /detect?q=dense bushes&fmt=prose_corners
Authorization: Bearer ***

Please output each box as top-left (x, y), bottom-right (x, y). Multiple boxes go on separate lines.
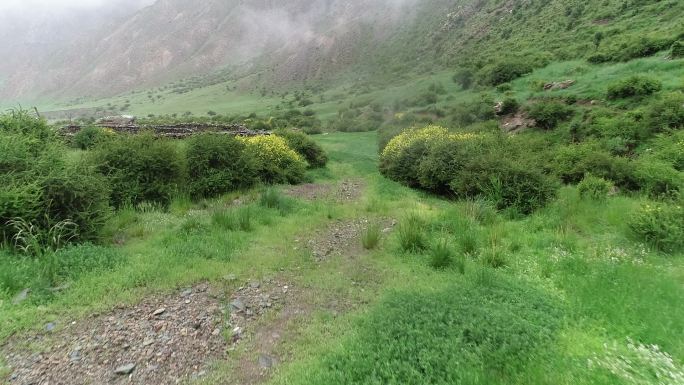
top-left (629, 202), bottom-right (684, 253)
top-left (588, 36), bottom-right (674, 63)
top-left (186, 134), bottom-right (258, 199)
top-left (91, 133), bottom-right (184, 208)
top-left (73, 126), bottom-right (108, 150)
top-left (0, 114), bottom-right (110, 248)
top-left (275, 130), bottom-right (328, 168)
top-left (381, 126), bottom-right (557, 214)
top-left (239, 135), bottom-right (307, 185)
top-left (606, 76), bottom-right (662, 99)
top-left (526, 101), bottom-right (574, 130)
top-left (644, 92), bottom-right (684, 131)
top-left (479, 59), bottom-right (534, 86)
top-left (672, 41), bottom-right (684, 59)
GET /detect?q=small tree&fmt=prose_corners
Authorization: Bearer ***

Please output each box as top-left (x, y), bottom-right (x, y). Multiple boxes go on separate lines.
top-left (593, 31), bottom-right (604, 49)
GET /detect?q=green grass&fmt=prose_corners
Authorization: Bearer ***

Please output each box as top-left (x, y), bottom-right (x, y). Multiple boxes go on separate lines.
top-left (1, 131), bottom-right (682, 385)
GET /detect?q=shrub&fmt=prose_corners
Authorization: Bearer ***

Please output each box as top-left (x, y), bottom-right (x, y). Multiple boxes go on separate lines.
top-left (453, 69), bottom-right (474, 89)
top-left (380, 126), bottom-right (455, 186)
top-left (629, 202), bottom-right (683, 253)
top-left (473, 164), bottom-right (558, 215)
top-left (607, 76), bottom-right (662, 99)
top-left (672, 41), bottom-right (684, 59)
top-left (551, 143), bottom-right (636, 188)
top-left (275, 130), bottom-right (328, 168)
top-left (645, 92), bottom-right (684, 131)
top-left (578, 175), bottom-right (613, 200)
top-left (588, 36), bottom-right (674, 63)
top-left (632, 160), bottom-right (683, 198)
top-left (361, 224), bottom-right (381, 250)
top-left (480, 59), bottom-right (533, 86)
top-left (498, 98), bottom-right (520, 115)
top-left (450, 96), bottom-right (497, 126)
top-left (0, 109), bottom-right (54, 141)
top-left (186, 134), bottom-right (258, 199)
top-left (239, 135), bottom-right (307, 184)
top-left (398, 213), bottom-right (428, 252)
top-left (526, 101), bottom-right (574, 130)
top-left (91, 133), bottom-right (184, 208)
top-left (73, 126), bottom-right (107, 150)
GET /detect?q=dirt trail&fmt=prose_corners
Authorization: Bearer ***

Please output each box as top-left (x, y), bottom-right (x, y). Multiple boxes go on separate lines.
top-left (2, 177), bottom-right (381, 385)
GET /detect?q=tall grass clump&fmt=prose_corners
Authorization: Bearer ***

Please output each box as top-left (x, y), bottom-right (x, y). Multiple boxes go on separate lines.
top-left (361, 224), bottom-right (381, 250)
top-left (211, 207), bottom-right (253, 232)
top-left (259, 188), bottom-right (295, 215)
top-left (429, 239), bottom-right (454, 270)
top-left (398, 213), bottom-right (428, 252)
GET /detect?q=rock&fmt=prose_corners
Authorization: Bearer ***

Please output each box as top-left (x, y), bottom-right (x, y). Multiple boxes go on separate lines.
top-left (180, 289), bottom-right (192, 297)
top-left (230, 298), bottom-right (245, 312)
top-left (45, 322), bottom-right (56, 332)
top-left (258, 354), bottom-right (276, 369)
top-left (69, 350), bottom-right (82, 362)
top-left (114, 363), bottom-right (136, 375)
top-left (143, 338), bottom-right (155, 347)
top-left (249, 281), bottom-right (261, 289)
top-left (12, 288), bottom-right (30, 305)
top-left (152, 308), bottom-right (166, 317)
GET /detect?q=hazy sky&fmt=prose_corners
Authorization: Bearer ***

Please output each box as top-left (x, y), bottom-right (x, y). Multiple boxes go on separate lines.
top-left (0, 0), bottom-right (154, 11)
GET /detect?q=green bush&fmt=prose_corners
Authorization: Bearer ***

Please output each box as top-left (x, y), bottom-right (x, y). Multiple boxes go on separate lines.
top-left (186, 133), bottom-right (257, 199)
top-left (497, 98), bottom-right (520, 115)
top-left (450, 96), bottom-right (496, 126)
top-left (551, 143), bottom-right (636, 188)
top-left (290, 279), bottom-right (562, 384)
top-left (275, 130), bottom-right (328, 168)
top-left (91, 133), bottom-right (184, 208)
top-left (0, 109), bottom-right (54, 141)
top-left (588, 36), bottom-right (674, 63)
top-left (383, 126), bottom-right (556, 214)
top-left (672, 41), bottom-right (684, 58)
top-left (453, 69), bottom-right (474, 89)
top-left (632, 159), bottom-right (683, 198)
top-left (578, 175), bottom-right (613, 200)
top-left (606, 76), bottom-right (662, 99)
top-left (480, 59), bottom-right (534, 86)
top-left (645, 92), bottom-right (684, 131)
top-left (0, 114), bottom-right (111, 248)
top-left (475, 165), bottom-right (558, 215)
top-left (629, 202), bottom-right (684, 253)
top-left (526, 101), bottom-right (574, 130)
top-left (73, 126), bottom-right (107, 150)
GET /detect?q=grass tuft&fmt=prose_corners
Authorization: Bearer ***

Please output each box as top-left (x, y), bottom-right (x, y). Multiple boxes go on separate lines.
top-left (361, 224), bottom-right (381, 250)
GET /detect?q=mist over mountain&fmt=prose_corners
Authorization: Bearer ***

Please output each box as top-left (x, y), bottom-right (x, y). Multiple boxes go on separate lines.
top-left (1, 0), bottom-right (681, 102)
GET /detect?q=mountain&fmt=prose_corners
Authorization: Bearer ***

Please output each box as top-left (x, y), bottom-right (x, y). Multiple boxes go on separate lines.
top-left (0, 0), bottom-right (681, 102)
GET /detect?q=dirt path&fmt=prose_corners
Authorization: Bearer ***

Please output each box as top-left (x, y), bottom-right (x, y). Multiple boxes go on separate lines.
top-left (2, 177), bottom-right (381, 385)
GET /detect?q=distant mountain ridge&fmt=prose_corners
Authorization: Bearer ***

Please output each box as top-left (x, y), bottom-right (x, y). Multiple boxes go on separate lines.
top-left (1, 0), bottom-right (681, 101)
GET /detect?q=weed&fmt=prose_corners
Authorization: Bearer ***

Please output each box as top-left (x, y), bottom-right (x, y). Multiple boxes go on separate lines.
top-left (429, 239), bottom-right (453, 269)
top-left (398, 213), bottom-right (427, 252)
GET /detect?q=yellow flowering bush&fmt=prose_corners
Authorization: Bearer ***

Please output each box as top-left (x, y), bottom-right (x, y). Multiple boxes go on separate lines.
top-left (380, 125), bottom-right (478, 186)
top-left (239, 135), bottom-right (307, 184)
top-left (380, 124), bottom-right (557, 214)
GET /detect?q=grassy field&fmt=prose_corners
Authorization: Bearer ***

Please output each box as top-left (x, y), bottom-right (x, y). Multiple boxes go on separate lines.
top-left (1, 131), bottom-right (682, 384)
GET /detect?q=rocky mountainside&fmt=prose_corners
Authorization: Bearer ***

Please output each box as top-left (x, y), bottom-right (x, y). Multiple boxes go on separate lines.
top-left (1, 0), bottom-right (681, 101)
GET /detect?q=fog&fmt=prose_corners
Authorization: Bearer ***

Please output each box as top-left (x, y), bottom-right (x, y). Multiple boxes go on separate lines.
top-left (0, 0), bottom-right (154, 12)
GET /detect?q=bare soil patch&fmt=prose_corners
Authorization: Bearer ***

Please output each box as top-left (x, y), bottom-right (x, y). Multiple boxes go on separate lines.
top-left (283, 179), bottom-right (365, 202)
top-left (304, 217), bottom-right (395, 262)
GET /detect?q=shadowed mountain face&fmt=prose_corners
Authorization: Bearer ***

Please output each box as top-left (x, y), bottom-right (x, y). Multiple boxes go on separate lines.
top-left (0, 0), bottom-right (426, 100)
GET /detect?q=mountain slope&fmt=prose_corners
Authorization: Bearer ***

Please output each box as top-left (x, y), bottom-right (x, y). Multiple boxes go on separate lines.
top-left (1, 0), bottom-right (682, 102)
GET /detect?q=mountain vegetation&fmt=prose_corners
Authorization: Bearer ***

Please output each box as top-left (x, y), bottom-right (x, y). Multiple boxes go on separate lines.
top-left (0, 0), bottom-right (682, 384)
